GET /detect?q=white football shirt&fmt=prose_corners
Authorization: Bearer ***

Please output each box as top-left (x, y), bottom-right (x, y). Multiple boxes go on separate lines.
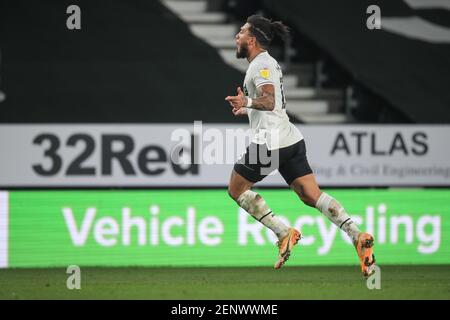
top-left (243, 51), bottom-right (303, 150)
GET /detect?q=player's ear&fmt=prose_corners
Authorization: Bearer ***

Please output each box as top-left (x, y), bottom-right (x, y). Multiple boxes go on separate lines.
top-left (249, 36), bottom-right (256, 47)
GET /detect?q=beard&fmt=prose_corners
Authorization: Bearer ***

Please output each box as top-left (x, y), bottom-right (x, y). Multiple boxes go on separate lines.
top-left (236, 43), bottom-right (249, 59)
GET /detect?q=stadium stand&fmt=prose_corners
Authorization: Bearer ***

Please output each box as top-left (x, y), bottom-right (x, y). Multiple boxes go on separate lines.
top-left (1, 0), bottom-right (448, 123)
top-left (164, 0), bottom-right (450, 123)
top-left (0, 0), bottom-right (245, 123)
top-left (163, 0), bottom-right (350, 123)
top-left (262, 0), bottom-right (450, 123)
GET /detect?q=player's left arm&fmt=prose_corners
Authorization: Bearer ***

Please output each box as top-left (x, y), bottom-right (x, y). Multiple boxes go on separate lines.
top-left (225, 84), bottom-right (275, 111)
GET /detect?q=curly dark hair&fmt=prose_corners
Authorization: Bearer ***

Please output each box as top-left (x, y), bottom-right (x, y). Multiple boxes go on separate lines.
top-left (246, 15), bottom-right (290, 49)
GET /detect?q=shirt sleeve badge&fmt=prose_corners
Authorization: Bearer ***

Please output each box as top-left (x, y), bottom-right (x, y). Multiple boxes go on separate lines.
top-left (259, 68), bottom-right (270, 79)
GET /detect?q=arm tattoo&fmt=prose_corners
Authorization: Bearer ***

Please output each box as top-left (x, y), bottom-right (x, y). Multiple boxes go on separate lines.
top-left (248, 85), bottom-right (275, 111)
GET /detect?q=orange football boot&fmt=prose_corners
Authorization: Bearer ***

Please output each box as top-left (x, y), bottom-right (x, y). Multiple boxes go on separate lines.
top-left (355, 232), bottom-right (376, 277)
top-left (274, 228), bottom-right (301, 269)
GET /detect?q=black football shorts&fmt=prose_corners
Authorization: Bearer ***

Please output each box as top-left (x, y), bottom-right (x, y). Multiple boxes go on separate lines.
top-left (233, 139), bottom-right (313, 185)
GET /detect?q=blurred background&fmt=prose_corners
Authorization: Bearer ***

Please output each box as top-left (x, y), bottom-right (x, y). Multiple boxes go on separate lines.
top-left (0, 0), bottom-right (449, 296)
top-left (1, 0), bottom-right (449, 124)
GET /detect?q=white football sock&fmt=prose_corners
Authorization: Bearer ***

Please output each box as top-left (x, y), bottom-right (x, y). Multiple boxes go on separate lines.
top-left (315, 192), bottom-right (360, 244)
top-left (237, 190), bottom-right (289, 240)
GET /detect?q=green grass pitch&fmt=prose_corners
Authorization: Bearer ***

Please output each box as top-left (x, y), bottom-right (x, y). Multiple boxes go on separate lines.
top-left (0, 265), bottom-right (449, 299)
